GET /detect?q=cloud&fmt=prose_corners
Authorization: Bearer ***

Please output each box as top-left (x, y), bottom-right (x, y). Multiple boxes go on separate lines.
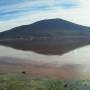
top-left (0, 0), bottom-right (52, 21)
top-left (0, 0), bottom-right (78, 17)
top-left (50, 0), bottom-right (79, 9)
top-left (1, 0), bottom-right (90, 32)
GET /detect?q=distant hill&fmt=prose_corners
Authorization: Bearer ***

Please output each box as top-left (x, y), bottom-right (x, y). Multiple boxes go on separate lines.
top-left (0, 19), bottom-right (90, 55)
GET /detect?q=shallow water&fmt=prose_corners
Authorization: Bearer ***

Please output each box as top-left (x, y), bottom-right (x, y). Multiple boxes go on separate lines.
top-left (0, 45), bottom-right (90, 79)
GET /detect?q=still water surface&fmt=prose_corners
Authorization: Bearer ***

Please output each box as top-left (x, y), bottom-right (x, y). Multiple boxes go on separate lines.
top-left (0, 45), bottom-right (90, 79)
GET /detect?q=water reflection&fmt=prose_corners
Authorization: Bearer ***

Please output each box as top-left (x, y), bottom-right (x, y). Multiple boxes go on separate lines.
top-left (0, 45), bottom-right (90, 79)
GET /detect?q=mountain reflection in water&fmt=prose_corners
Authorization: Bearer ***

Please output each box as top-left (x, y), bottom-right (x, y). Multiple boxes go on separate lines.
top-left (0, 45), bottom-right (90, 79)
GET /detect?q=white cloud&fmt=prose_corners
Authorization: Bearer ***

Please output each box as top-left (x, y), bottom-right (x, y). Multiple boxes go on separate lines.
top-left (0, 0), bottom-right (90, 32)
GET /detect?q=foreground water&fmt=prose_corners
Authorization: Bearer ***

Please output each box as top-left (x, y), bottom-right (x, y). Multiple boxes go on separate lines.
top-left (0, 45), bottom-right (90, 79)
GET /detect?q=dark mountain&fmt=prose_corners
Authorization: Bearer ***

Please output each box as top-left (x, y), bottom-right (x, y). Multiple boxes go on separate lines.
top-left (0, 19), bottom-right (90, 55)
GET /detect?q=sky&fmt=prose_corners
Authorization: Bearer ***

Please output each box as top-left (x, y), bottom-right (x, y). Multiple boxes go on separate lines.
top-left (0, 0), bottom-right (90, 32)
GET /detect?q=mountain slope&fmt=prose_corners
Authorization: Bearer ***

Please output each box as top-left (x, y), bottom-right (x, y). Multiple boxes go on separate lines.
top-left (0, 19), bottom-right (90, 55)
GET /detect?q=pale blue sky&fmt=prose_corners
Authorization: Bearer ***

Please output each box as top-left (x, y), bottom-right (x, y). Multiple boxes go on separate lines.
top-left (0, 0), bottom-right (78, 20)
top-left (0, 0), bottom-right (90, 32)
